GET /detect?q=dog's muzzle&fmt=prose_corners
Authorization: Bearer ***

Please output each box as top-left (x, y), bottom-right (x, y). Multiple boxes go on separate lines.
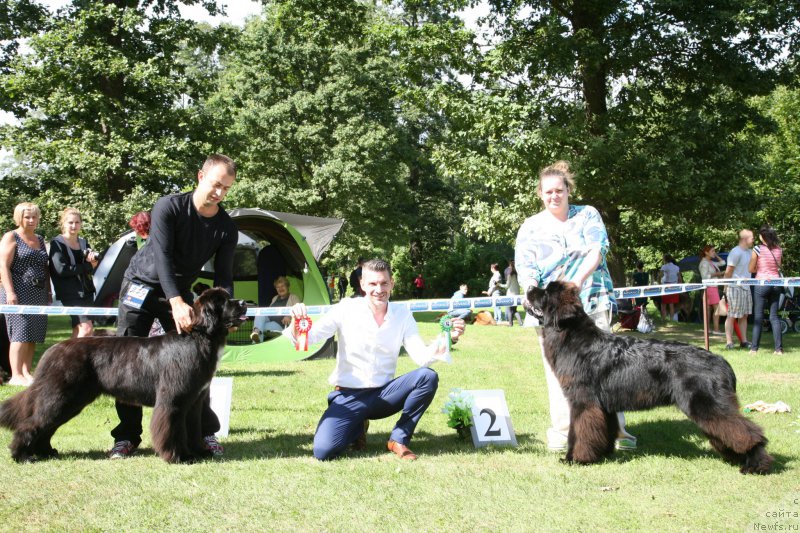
top-left (522, 299), bottom-right (543, 319)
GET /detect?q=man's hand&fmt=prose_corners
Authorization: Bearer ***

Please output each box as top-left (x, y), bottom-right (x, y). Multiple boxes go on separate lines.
top-left (170, 296), bottom-right (195, 333)
top-left (289, 302), bottom-right (308, 322)
top-left (287, 303), bottom-right (309, 341)
top-left (450, 317), bottom-right (466, 341)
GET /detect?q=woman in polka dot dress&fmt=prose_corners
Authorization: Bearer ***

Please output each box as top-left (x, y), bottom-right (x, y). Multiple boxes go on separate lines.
top-left (0, 202), bottom-right (50, 386)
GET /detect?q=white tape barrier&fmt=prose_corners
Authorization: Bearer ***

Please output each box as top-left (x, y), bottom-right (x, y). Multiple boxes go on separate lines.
top-left (1, 277), bottom-right (798, 316)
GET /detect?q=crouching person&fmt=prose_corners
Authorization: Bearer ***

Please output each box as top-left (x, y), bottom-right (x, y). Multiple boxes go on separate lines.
top-left (285, 259), bottom-right (465, 461)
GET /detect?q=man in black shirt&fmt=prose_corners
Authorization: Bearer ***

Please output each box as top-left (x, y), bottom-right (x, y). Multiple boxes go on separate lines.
top-left (109, 154), bottom-right (239, 459)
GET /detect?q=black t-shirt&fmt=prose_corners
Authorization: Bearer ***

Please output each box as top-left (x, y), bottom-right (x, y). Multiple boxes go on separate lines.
top-left (124, 192), bottom-right (238, 298)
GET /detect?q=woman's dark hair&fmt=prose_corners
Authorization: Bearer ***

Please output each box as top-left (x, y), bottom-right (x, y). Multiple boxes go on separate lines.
top-left (759, 225), bottom-right (780, 249)
top-left (636, 261), bottom-right (644, 269)
top-left (662, 254), bottom-right (676, 264)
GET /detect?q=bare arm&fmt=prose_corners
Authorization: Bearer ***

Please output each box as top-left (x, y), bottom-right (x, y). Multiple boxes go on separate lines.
top-left (723, 265), bottom-right (735, 279)
top-left (0, 232), bottom-right (17, 304)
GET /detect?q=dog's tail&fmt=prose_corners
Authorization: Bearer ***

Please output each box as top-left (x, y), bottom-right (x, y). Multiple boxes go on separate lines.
top-left (0, 390), bottom-right (32, 430)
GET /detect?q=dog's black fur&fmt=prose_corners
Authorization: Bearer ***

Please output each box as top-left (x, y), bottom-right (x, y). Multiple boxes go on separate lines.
top-left (0, 288), bottom-right (247, 463)
top-left (526, 281), bottom-right (773, 474)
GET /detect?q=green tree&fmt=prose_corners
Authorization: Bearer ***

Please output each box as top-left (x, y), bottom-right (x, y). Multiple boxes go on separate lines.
top-left (751, 86), bottom-right (800, 275)
top-left (436, 0), bottom-right (799, 282)
top-left (0, 0), bottom-right (228, 245)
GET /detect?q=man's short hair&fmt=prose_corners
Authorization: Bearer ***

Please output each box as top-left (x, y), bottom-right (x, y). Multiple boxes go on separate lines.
top-left (202, 154), bottom-right (237, 176)
top-left (363, 259), bottom-right (392, 277)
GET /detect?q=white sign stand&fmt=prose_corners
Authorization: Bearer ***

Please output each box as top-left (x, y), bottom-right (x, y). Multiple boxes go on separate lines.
top-left (465, 389), bottom-right (517, 447)
top-left (209, 377), bottom-right (233, 438)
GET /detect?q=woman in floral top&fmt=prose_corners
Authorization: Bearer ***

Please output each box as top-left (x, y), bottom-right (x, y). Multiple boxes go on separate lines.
top-left (514, 161), bottom-right (636, 451)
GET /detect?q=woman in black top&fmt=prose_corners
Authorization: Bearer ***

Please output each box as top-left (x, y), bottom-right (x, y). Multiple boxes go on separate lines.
top-left (49, 208), bottom-right (99, 337)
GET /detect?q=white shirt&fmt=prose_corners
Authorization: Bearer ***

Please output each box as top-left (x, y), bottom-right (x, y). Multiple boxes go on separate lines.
top-left (727, 245), bottom-right (753, 279)
top-left (660, 262), bottom-right (680, 284)
top-left (283, 297), bottom-right (447, 388)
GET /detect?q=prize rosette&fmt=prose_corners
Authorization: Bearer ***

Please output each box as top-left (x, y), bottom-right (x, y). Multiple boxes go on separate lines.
top-left (295, 316), bottom-right (313, 351)
top-left (439, 315), bottom-right (453, 351)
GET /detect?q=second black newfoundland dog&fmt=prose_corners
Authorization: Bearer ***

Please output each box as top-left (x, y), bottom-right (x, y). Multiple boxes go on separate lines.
top-left (526, 281), bottom-right (773, 474)
top-left (0, 288), bottom-right (247, 463)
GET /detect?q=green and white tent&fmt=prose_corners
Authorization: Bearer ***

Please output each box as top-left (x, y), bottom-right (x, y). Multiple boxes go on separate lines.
top-left (92, 208), bottom-right (343, 363)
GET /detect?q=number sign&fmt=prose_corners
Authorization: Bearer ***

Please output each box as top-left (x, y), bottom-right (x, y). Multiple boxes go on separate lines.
top-left (465, 389), bottom-right (517, 447)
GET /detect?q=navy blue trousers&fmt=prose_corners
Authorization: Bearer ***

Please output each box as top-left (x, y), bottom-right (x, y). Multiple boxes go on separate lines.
top-left (313, 367), bottom-right (439, 460)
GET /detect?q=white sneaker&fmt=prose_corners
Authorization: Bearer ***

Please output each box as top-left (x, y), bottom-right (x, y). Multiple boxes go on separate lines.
top-left (615, 436), bottom-right (638, 450)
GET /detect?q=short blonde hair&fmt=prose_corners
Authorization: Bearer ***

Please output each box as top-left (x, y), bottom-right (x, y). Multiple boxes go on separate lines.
top-left (13, 202), bottom-right (41, 226)
top-left (536, 160), bottom-right (576, 195)
top-left (59, 207), bottom-right (82, 233)
top-left (274, 276), bottom-right (290, 289)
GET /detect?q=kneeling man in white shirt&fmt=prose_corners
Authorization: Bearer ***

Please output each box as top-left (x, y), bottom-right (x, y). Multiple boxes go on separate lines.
top-left (286, 259), bottom-right (465, 461)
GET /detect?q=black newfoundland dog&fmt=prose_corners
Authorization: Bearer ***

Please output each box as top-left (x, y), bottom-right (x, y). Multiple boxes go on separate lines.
top-left (526, 281), bottom-right (773, 474)
top-left (0, 288), bottom-right (247, 463)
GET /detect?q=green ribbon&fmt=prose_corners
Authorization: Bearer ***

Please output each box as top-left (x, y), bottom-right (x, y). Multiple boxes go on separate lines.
top-left (439, 316), bottom-right (453, 351)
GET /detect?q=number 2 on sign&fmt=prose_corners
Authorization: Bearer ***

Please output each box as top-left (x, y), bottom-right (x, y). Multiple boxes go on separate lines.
top-left (480, 408), bottom-right (502, 437)
top-left (466, 389), bottom-right (517, 447)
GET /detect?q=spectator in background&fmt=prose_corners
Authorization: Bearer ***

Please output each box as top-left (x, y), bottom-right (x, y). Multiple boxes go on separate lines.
top-left (748, 225), bottom-right (784, 355)
top-left (327, 273), bottom-right (336, 302)
top-left (724, 229), bottom-right (754, 351)
top-left (250, 276), bottom-right (301, 343)
top-left (448, 283), bottom-right (472, 322)
top-left (482, 263), bottom-right (503, 323)
top-left (504, 261), bottom-right (523, 327)
top-left (49, 207), bottom-right (99, 338)
top-left (349, 257), bottom-right (365, 297)
top-left (413, 273), bottom-right (425, 299)
top-left (632, 261), bottom-right (649, 308)
top-left (338, 272), bottom-right (347, 300)
top-left (128, 211), bottom-right (151, 249)
top-left (659, 254), bottom-right (681, 321)
top-left (0, 202), bottom-right (49, 386)
top-left (698, 245), bottom-right (726, 336)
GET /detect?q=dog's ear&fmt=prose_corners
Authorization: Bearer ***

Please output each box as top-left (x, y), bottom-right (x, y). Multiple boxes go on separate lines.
top-left (191, 288), bottom-right (226, 333)
top-left (546, 281), bottom-right (583, 327)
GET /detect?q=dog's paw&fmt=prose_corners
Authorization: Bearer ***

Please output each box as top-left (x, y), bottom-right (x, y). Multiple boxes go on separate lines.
top-left (37, 447), bottom-right (59, 459)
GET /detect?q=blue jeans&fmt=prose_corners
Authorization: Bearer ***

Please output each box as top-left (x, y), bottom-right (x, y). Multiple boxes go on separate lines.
top-left (751, 285), bottom-right (782, 351)
top-left (313, 367), bottom-right (439, 460)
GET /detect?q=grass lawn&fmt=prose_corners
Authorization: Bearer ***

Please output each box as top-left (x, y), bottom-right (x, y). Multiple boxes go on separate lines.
top-left (1, 310), bottom-right (799, 531)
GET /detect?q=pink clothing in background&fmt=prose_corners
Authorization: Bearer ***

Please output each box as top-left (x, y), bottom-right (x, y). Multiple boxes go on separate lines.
top-left (754, 246), bottom-right (782, 279)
